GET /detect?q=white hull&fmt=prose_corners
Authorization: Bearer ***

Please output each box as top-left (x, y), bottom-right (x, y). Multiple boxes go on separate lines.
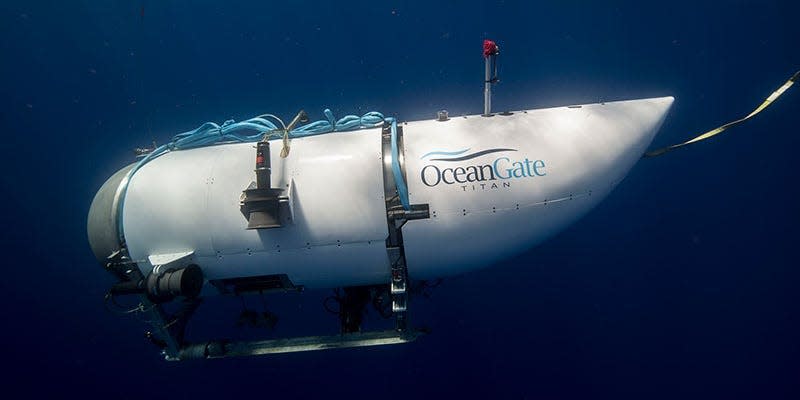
top-left (102, 97), bottom-right (673, 290)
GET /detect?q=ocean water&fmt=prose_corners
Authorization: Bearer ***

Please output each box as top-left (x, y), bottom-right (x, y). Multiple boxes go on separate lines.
top-left (2, 1), bottom-right (799, 398)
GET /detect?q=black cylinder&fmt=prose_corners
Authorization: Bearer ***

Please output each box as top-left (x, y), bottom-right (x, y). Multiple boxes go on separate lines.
top-left (255, 141), bottom-right (271, 189)
top-left (146, 264), bottom-right (204, 303)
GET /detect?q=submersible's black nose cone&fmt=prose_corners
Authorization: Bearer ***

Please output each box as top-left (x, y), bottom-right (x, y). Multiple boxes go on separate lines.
top-left (87, 163), bottom-right (135, 264)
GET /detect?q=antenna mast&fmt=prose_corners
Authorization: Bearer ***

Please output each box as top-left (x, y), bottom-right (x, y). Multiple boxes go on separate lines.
top-left (483, 39), bottom-right (500, 116)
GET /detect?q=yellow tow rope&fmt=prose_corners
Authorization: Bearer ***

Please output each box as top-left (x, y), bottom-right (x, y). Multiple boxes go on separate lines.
top-left (644, 70), bottom-right (799, 158)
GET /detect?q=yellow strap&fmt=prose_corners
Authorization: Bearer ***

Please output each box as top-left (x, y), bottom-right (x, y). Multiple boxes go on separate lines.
top-left (644, 70), bottom-right (799, 158)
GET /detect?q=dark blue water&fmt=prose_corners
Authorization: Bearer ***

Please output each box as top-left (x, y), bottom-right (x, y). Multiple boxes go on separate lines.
top-left (2, 1), bottom-right (799, 398)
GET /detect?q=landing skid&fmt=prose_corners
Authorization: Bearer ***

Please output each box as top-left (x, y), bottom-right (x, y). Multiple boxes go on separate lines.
top-left (122, 283), bottom-right (426, 360)
top-left (100, 121), bottom-right (432, 361)
top-left (163, 282), bottom-right (425, 360)
top-left (104, 249), bottom-right (425, 360)
top-left (176, 329), bottom-right (423, 360)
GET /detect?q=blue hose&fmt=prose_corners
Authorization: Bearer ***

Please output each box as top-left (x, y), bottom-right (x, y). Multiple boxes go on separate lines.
top-left (291, 110), bottom-right (385, 137)
top-left (116, 109), bottom-right (410, 243)
top-left (128, 109), bottom-right (387, 180)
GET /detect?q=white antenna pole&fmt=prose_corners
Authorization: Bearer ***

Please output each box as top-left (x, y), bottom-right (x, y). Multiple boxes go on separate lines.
top-left (482, 39), bottom-right (499, 116)
top-left (484, 56), bottom-right (492, 116)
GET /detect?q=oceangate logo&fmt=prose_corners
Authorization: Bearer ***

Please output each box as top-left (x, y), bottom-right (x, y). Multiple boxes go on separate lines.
top-left (419, 148), bottom-right (546, 191)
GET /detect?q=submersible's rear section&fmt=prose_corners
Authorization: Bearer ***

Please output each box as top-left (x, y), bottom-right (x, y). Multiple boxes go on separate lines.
top-left (88, 113), bottom-right (430, 359)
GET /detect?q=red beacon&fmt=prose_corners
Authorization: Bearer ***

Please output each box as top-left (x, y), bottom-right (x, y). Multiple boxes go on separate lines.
top-left (483, 39), bottom-right (499, 58)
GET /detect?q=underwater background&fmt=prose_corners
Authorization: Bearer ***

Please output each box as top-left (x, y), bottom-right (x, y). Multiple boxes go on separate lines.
top-left (1, 1), bottom-right (799, 398)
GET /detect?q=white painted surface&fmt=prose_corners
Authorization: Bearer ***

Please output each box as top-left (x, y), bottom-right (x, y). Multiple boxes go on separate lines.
top-left (402, 97), bottom-right (673, 278)
top-left (120, 97), bottom-right (673, 288)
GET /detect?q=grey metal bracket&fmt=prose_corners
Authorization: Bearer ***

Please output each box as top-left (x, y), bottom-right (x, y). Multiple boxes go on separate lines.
top-left (380, 122), bottom-right (430, 332)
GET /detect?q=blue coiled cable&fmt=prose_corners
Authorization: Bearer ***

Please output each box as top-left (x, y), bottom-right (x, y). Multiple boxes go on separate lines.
top-left (116, 109), bottom-right (410, 243)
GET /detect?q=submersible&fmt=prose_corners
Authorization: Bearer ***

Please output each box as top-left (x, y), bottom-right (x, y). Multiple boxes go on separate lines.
top-left (87, 40), bottom-right (795, 360)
